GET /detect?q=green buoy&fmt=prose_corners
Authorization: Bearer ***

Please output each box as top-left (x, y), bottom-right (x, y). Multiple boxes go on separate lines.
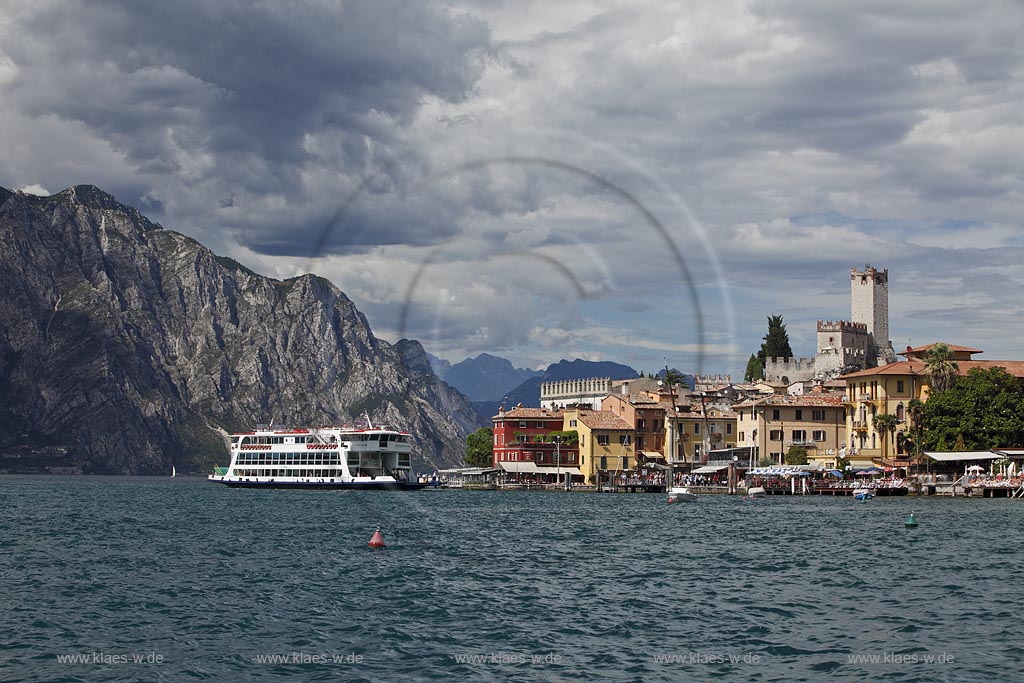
top-left (904, 512), bottom-right (918, 528)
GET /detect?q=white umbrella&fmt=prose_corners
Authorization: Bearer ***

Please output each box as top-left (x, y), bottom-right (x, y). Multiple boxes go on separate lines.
top-left (966, 465), bottom-right (985, 473)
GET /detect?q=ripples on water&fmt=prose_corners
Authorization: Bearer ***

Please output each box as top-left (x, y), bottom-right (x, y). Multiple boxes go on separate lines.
top-left (2, 476), bottom-right (1022, 682)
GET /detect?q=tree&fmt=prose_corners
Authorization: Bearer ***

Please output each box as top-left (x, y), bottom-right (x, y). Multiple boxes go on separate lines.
top-left (907, 397), bottom-right (926, 469)
top-left (873, 413), bottom-right (898, 465)
top-left (920, 367), bottom-right (1024, 451)
top-left (925, 343), bottom-right (960, 393)
top-left (661, 368), bottom-right (686, 387)
top-left (784, 446), bottom-right (808, 465)
top-left (744, 354), bottom-right (764, 382)
top-left (756, 315), bottom-right (794, 369)
top-left (465, 428), bottom-right (494, 467)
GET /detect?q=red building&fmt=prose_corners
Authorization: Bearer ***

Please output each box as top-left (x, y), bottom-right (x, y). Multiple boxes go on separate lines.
top-left (492, 406), bottom-right (580, 478)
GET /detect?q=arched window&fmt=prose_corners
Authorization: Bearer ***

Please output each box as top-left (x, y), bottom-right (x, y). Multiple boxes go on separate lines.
top-left (896, 403), bottom-right (905, 422)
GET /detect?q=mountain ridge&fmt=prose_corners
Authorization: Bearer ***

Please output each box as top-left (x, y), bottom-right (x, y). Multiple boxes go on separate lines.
top-left (0, 184), bottom-right (479, 473)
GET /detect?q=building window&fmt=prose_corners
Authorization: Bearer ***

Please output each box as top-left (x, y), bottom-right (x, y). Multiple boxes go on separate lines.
top-left (518, 421), bottom-right (527, 428)
top-left (739, 432), bottom-right (745, 441)
top-left (637, 436), bottom-right (645, 450)
top-left (597, 434), bottom-right (610, 446)
top-left (726, 423), bottom-right (733, 435)
top-left (896, 403), bottom-right (905, 422)
top-left (535, 452), bottom-right (543, 462)
top-left (517, 434), bottom-right (527, 443)
top-left (694, 424), bottom-right (701, 435)
top-left (795, 409), bottom-right (803, 420)
top-left (896, 380), bottom-right (905, 393)
top-left (619, 434), bottom-right (631, 446)
top-left (569, 419), bottom-right (577, 428)
top-left (653, 420), bottom-right (661, 431)
top-left (637, 418), bottom-right (646, 430)
top-left (812, 409), bottom-right (825, 421)
top-left (792, 429), bottom-right (806, 442)
top-left (769, 430), bottom-right (782, 441)
top-left (772, 409), bottom-right (780, 420)
top-left (813, 430), bottom-right (826, 442)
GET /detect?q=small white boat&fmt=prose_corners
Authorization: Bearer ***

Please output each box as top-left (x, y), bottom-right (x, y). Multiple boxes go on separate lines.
top-left (667, 486), bottom-right (697, 503)
top-left (853, 488), bottom-right (874, 500)
top-left (744, 486), bottom-right (766, 500)
top-left (171, 465), bottom-right (177, 478)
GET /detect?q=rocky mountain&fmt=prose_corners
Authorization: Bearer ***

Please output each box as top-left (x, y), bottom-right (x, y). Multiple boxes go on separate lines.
top-left (0, 185), bottom-right (479, 473)
top-left (426, 352), bottom-right (451, 378)
top-left (438, 353), bottom-right (542, 402)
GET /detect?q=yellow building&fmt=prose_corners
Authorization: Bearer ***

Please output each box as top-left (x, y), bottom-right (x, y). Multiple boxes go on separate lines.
top-left (600, 394), bottom-right (666, 464)
top-left (563, 408), bottom-right (634, 485)
top-left (673, 405), bottom-right (738, 463)
top-left (837, 343), bottom-right (1024, 468)
top-left (734, 392), bottom-right (847, 468)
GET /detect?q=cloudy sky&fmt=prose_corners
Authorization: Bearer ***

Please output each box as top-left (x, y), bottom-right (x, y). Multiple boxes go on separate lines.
top-left (2, 0), bottom-right (1023, 377)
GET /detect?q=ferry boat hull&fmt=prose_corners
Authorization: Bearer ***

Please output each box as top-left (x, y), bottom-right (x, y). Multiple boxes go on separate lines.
top-left (212, 478), bottom-right (427, 491)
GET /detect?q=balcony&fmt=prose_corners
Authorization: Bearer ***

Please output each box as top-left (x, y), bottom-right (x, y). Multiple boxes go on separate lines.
top-left (858, 393), bottom-right (873, 402)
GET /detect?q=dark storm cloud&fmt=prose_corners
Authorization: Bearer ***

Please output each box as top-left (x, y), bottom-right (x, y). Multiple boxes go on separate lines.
top-left (1, 0), bottom-right (493, 251)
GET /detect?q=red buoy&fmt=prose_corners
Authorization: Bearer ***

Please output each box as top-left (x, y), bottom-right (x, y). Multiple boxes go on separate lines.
top-left (368, 527), bottom-right (386, 548)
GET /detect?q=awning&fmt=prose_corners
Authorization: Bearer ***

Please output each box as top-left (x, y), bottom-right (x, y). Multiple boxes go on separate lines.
top-left (498, 461), bottom-right (540, 473)
top-left (535, 466), bottom-right (583, 477)
top-left (923, 451), bottom-right (1000, 462)
top-left (691, 464), bottom-right (730, 474)
top-left (641, 452), bottom-right (665, 461)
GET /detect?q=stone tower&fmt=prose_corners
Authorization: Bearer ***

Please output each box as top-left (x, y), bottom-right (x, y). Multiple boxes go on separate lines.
top-left (850, 266), bottom-right (896, 366)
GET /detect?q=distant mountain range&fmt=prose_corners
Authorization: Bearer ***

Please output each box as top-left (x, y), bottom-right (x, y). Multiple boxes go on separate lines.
top-left (429, 352), bottom-right (542, 402)
top-left (0, 185), bottom-right (479, 473)
top-left (470, 359), bottom-right (639, 423)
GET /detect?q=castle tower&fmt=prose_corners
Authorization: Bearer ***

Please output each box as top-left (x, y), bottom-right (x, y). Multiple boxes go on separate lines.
top-left (850, 266), bottom-right (896, 366)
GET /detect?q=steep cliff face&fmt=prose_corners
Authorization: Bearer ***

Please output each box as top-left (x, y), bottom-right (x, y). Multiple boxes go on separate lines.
top-left (0, 185), bottom-right (478, 473)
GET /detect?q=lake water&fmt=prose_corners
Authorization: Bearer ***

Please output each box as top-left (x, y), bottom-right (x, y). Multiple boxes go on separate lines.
top-left (2, 476), bottom-right (1022, 682)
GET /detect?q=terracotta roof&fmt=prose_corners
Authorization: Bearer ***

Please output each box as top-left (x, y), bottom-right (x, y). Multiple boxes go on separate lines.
top-left (733, 393), bottom-right (847, 408)
top-left (574, 410), bottom-right (634, 430)
top-left (840, 359), bottom-right (1024, 380)
top-left (492, 408), bottom-right (563, 420)
top-left (901, 342), bottom-right (983, 356)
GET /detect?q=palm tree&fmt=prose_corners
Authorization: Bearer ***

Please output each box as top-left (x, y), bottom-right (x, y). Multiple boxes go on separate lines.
top-left (907, 398), bottom-right (926, 472)
top-left (873, 413), bottom-right (898, 471)
top-left (925, 343), bottom-right (959, 393)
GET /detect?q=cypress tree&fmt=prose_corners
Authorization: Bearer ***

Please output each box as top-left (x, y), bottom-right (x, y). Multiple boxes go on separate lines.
top-left (744, 354), bottom-right (764, 382)
top-left (756, 315), bottom-right (794, 366)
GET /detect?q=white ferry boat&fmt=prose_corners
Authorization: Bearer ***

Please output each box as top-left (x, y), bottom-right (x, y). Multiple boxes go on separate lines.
top-left (208, 424), bottom-right (425, 490)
